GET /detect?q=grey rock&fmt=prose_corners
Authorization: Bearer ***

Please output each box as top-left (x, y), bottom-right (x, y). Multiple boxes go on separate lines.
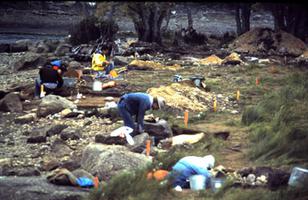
top-left (37, 95), bottom-right (77, 118)
top-left (27, 127), bottom-right (48, 143)
top-left (0, 176), bottom-right (88, 200)
top-left (60, 128), bottom-right (81, 141)
top-left (1, 166), bottom-right (41, 176)
top-left (36, 42), bottom-right (50, 53)
top-left (128, 132), bottom-right (150, 153)
top-left (10, 43), bottom-right (28, 52)
top-left (12, 52), bottom-right (47, 71)
top-left (0, 43), bottom-right (10, 53)
top-left (46, 124), bottom-right (68, 137)
top-left (0, 93), bottom-right (23, 113)
top-left (50, 138), bottom-right (73, 158)
top-left (68, 61), bottom-right (82, 69)
top-left (81, 143), bottom-right (151, 180)
top-left (113, 56), bottom-right (130, 66)
top-left (14, 113), bottom-right (36, 124)
top-left (54, 43), bottom-right (72, 56)
top-left (143, 119), bottom-right (173, 140)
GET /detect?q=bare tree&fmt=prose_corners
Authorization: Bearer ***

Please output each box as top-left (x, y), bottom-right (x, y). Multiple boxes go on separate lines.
top-left (127, 2), bottom-right (173, 44)
top-left (267, 3), bottom-right (307, 40)
top-left (235, 3), bottom-right (253, 36)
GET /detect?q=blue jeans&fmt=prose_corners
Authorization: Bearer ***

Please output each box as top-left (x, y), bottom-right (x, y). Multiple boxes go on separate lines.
top-left (117, 99), bottom-right (135, 130)
top-left (105, 61), bottom-right (115, 75)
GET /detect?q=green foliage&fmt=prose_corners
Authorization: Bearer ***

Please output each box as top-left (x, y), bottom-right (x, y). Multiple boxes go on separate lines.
top-left (242, 72), bottom-right (308, 165)
top-left (155, 135), bottom-right (224, 170)
top-left (69, 16), bottom-right (101, 45)
top-left (87, 168), bottom-right (172, 200)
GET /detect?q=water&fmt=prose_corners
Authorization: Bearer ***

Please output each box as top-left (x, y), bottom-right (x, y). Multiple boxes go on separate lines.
top-left (0, 33), bottom-right (65, 44)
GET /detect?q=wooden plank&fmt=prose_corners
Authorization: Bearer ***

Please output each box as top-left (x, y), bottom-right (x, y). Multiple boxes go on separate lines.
top-left (76, 96), bottom-right (119, 108)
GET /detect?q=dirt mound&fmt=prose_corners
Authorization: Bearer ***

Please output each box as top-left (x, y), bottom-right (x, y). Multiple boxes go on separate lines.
top-left (147, 81), bottom-right (236, 113)
top-left (229, 28), bottom-right (307, 57)
top-left (128, 60), bottom-right (181, 71)
top-left (199, 55), bottom-right (223, 66)
top-left (147, 81), bottom-right (210, 112)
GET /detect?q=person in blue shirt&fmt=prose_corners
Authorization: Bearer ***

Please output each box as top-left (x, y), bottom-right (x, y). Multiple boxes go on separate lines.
top-left (117, 92), bottom-right (165, 136)
top-left (170, 155), bottom-right (215, 189)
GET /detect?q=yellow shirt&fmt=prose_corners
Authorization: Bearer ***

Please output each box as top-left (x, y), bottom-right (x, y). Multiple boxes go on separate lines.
top-left (91, 53), bottom-right (106, 71)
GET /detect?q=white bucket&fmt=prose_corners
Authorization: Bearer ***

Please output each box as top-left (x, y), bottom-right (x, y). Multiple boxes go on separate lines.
top-left (93, 80), bottom-right (102, 91)
top-left (288, 167), bottom-right (308, 188)
top-left (189, 175), bottom-right (206, 191)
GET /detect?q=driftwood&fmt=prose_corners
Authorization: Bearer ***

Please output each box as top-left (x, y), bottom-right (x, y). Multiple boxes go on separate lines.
top-left (171, 125), bottom-right (230, 140)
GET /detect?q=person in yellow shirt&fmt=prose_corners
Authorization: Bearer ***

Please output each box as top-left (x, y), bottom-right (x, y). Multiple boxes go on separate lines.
top-left (91, 45), bottom-right (115, 78)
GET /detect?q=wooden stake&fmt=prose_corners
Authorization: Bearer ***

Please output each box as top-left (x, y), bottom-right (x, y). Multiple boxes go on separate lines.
top-left (184, 110), bottom-right (189, 127)
top-left (236, 90), bottom-right (240, 101)
top-left (213, 96), bottom-right (217, 112)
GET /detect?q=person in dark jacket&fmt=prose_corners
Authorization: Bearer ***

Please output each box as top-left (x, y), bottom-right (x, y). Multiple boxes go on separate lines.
top-left (117, 92), bottom-right (165, 136)
top-left (34, 60), bottom-right (67, 98)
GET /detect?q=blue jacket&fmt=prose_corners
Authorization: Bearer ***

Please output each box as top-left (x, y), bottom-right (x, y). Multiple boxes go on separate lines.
top-left (171, 156), bottom-right (212, 188)
top-left (120, 92), bottom-right (152, 130)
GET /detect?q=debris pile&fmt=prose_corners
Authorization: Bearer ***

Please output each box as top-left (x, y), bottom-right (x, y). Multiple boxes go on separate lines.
top-left (229, 28), bottom-right (307, 56)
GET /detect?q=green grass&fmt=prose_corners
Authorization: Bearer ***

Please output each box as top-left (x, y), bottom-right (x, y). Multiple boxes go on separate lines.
top-left (155, 135), bottom-right (225, 170)
top-left (87, 167), bottom-right (172, 200)
top-left (241, 72), bottom-right (308, 165)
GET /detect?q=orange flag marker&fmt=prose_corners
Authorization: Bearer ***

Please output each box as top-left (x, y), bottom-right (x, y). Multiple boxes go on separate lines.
top-left (184, 110), bottom-right (189, 127)
top-left (93, 176), bottom-right (99, 189)
top-left (256, 77), bottom-right (260, 86)
top-left (146, 139), bottom-right (151, 157)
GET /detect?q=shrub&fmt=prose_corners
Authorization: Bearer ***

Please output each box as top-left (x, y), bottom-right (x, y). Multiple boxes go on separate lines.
top-left (69, 16), bottom-right (101, 45)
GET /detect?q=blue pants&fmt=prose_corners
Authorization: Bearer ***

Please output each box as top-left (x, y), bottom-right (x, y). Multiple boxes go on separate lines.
top-left (105, 61), bottom-right (115, 75)
top-left (117, 99), bottom-right (135, 130)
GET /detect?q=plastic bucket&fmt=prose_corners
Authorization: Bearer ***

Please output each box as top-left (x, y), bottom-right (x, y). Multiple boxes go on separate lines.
top-left (189, 175), bottom-right (206, 191)
top-left (288, 167), bottom-right (308, 188)
top-left (211, 178), bottom-right (225, 192)
top-left (93, 80), bottom-right (102, 91)
top-left (63, 77), bottom-right (77, 88)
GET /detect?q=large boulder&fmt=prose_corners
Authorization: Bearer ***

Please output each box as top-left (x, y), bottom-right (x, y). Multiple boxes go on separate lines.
top-left (37, 95), bottom-right (77, 117)
top-left (35, 42), bottom-right (50, 53)
top-left (14, 113), bottom-right (37, 124)
top-left (10, 43), bottom-right (28, 53)
top-left (12, 52), bottom-right (47, 71)
top-left (143, 119), bottom-right (173, 141)
top-left (113, 56), bottom-right (131, 66)
top-left (0, 93), bottom-right (23, 113)
top-left (54, 43), bottom-right (72, 56)
top-left (0, 176), bottom-right (88, 200)
top-left (0, 43), bottom-right (10, 53)
top-left (81, 143), bottom-right (151, 180)
top-left (26, 127), bottom-right (49, 143)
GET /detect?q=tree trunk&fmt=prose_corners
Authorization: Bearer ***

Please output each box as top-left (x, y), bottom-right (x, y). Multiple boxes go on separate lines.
top-left (128, 3), bottom-right (170, 45)
top-left (186, 4), bottom-right (193, 29)
top-left (162, 10), bottom-right (171, 32)
top-left (235, 3), bottom-right (251, 36)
